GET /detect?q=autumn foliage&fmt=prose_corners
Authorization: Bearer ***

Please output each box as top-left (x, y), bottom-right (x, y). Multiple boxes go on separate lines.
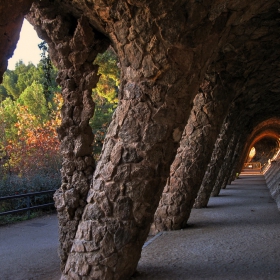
top-left (0, 52), bottom-right (62, 195)
top-left (0, 46), bottom-right (119, 196)
top-left (6, 104), bottom-right (61, 177)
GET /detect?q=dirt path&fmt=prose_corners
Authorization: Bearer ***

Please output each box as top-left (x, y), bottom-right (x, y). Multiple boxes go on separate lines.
top-left (136, 173), bottom-right (280, 279)
top-left (0, 214), bottom-right (60, 280)
top-left (1, 173), bottom-right (280, 280)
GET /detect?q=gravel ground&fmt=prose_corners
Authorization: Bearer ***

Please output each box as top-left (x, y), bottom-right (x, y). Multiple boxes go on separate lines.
top-left (0, 214), bottom-right (60, 280)
top-left (135, 173), bottom-right (280, 279)
top-left (1, 172), bottom-right (280, 280)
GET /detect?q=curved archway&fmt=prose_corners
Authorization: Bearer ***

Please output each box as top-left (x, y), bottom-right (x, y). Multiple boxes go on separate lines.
top-left (246, 133), bottom-right (280, 162)
top-left (236, 118), bottom-right (280, 176)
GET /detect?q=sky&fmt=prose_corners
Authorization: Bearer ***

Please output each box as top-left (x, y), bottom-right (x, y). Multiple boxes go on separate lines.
top-left (8, 19), bottom-right (42, 70)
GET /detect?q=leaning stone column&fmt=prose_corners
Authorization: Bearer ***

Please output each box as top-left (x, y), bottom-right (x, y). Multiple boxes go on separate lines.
top-left (62, 45), bottom-right (196, 280)
top-left (57, 0), bottom-right (239, 276)
top-left (227, 137), bottom-right (247, 184)
top-left (211, 134), bottom-right (240, 196)
top-left (221, 137), bottom-right (243, 188)
top-left (27, 6), bottom-right (110, 268)
top-left (28, 1), bottom-right (237, 278)
top-left (154, 76), bottom-right (235, 231)
top-left (193, 112), bottom-right (235, 208)
top-left (233, 137), bottom-right (252, 177)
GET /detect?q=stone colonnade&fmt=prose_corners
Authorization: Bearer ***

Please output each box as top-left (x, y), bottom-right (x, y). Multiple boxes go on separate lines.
top-left (1, 0), bottom-right (280, 279)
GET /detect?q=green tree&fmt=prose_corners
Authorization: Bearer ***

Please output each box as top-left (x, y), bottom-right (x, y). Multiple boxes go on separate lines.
top-left (1, 58), bottom-right (59, 104)
top-left (90, 48), bottom-right (120, 157)
top-left (0, 85), bottom-right (8, 102)
top-left (38, 41), bottom-right (56, 107)
top-left (93, 47), bottom-right (120, 104)
top-left (2, 70), bottom-right (19, 100)
top-left (15, 60), bottom-right (43, 93)
top-left (0, 98), bottom-right (18, 140)
top-left (90, 48), bottom-right (119, 131)
top-left (18, 81), bottom-right (48, 123)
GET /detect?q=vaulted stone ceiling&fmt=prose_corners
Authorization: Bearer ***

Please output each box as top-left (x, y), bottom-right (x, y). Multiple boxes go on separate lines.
top-left (239, 118), bottom-right (280, 166)
top-left (1, 1), bottom-right (280, 279)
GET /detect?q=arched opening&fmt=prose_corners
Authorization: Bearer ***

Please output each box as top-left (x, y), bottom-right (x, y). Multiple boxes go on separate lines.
top-left (0, 14), bottom-right (120, 220)
top-left (244, 130), bottom-right (280, 172)
top-left (251, 137), bottom-right (279, 166)
top-left (0, 20), bottom-right (63, 225)
top-left (7, 19), bottom-right (41, 70)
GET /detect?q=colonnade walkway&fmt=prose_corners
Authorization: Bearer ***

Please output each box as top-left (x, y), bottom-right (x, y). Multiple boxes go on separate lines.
top-left (1, 171), bottom-right (280, 279)
top-left (137, 171), bottom-right (280, 279)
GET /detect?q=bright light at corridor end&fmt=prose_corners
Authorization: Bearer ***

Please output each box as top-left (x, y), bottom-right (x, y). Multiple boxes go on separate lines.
top-left (248, 147), bottom-right (256, 161)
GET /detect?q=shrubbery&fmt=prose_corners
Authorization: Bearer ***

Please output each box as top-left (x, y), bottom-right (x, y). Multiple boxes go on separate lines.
top-left (0, 45), bottom-right (119, 222)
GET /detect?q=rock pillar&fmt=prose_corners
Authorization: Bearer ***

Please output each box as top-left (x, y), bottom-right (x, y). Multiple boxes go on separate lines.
top-left (211, 134), bottom-right (241, 196)
top-left (27, 4), bottom-right (110, 268)
top-left (61, 53), bottom-right (194, 278)
top-left (154, 75), bottom-right (235, 231)
top-left (227, 137), bottom-right (247, 184)
top-left (57, 0), bottom-right (238, 276)
top-left (193, 114), bottom-right (235, 208)
top-left (25, 1), bottom-right (241, 278)
top-left (221, 137), bottom-right (243, 188)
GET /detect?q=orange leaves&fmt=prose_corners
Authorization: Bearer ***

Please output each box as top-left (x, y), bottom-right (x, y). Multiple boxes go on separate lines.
top-left (2, 93), bottom-right (63, 177)
top-left (6, 121), bottom-right (61, 176)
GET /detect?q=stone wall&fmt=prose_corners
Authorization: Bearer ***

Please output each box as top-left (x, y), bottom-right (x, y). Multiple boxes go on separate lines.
top-left (264, 160), bottom-right (280, 209)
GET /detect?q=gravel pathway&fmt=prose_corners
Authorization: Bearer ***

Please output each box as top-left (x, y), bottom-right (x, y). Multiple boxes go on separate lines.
top-left (136, 173), bottom-right (280, 279)
top-left (1, 172), bottom-right (280, 280)
top-left (0, 214), bottom-right (60, 280)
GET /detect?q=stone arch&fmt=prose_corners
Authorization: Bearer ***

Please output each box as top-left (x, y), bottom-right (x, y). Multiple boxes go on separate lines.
top-left (211, 118), bottom-right (280, 197)
top-left (246, 134), bottom-right (280, 165)
top-left (235, 118), bottom-right (280, 176)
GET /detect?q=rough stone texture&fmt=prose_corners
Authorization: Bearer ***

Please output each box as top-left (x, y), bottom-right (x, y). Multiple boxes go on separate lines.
top-left (223, 137), bottom-right (244, 187)
top-left (211, 135), bottom-right (241, 196)
top-left (1, 0), bottom-right (280, 279)
top-left (153, 74), bottom-right (235, 231)
top-left (27, 2), bottom-right (110, 269)
top-left (194, 1), bottom-right (280, 206)
top-left (156, 1), bottom-right (280, 218)
top-left (194, 111), bottom-right (236, 208)
top-left (264, 160), bottom-right (280, 209)
top-left (54, 1), bottom-right (263, 278)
